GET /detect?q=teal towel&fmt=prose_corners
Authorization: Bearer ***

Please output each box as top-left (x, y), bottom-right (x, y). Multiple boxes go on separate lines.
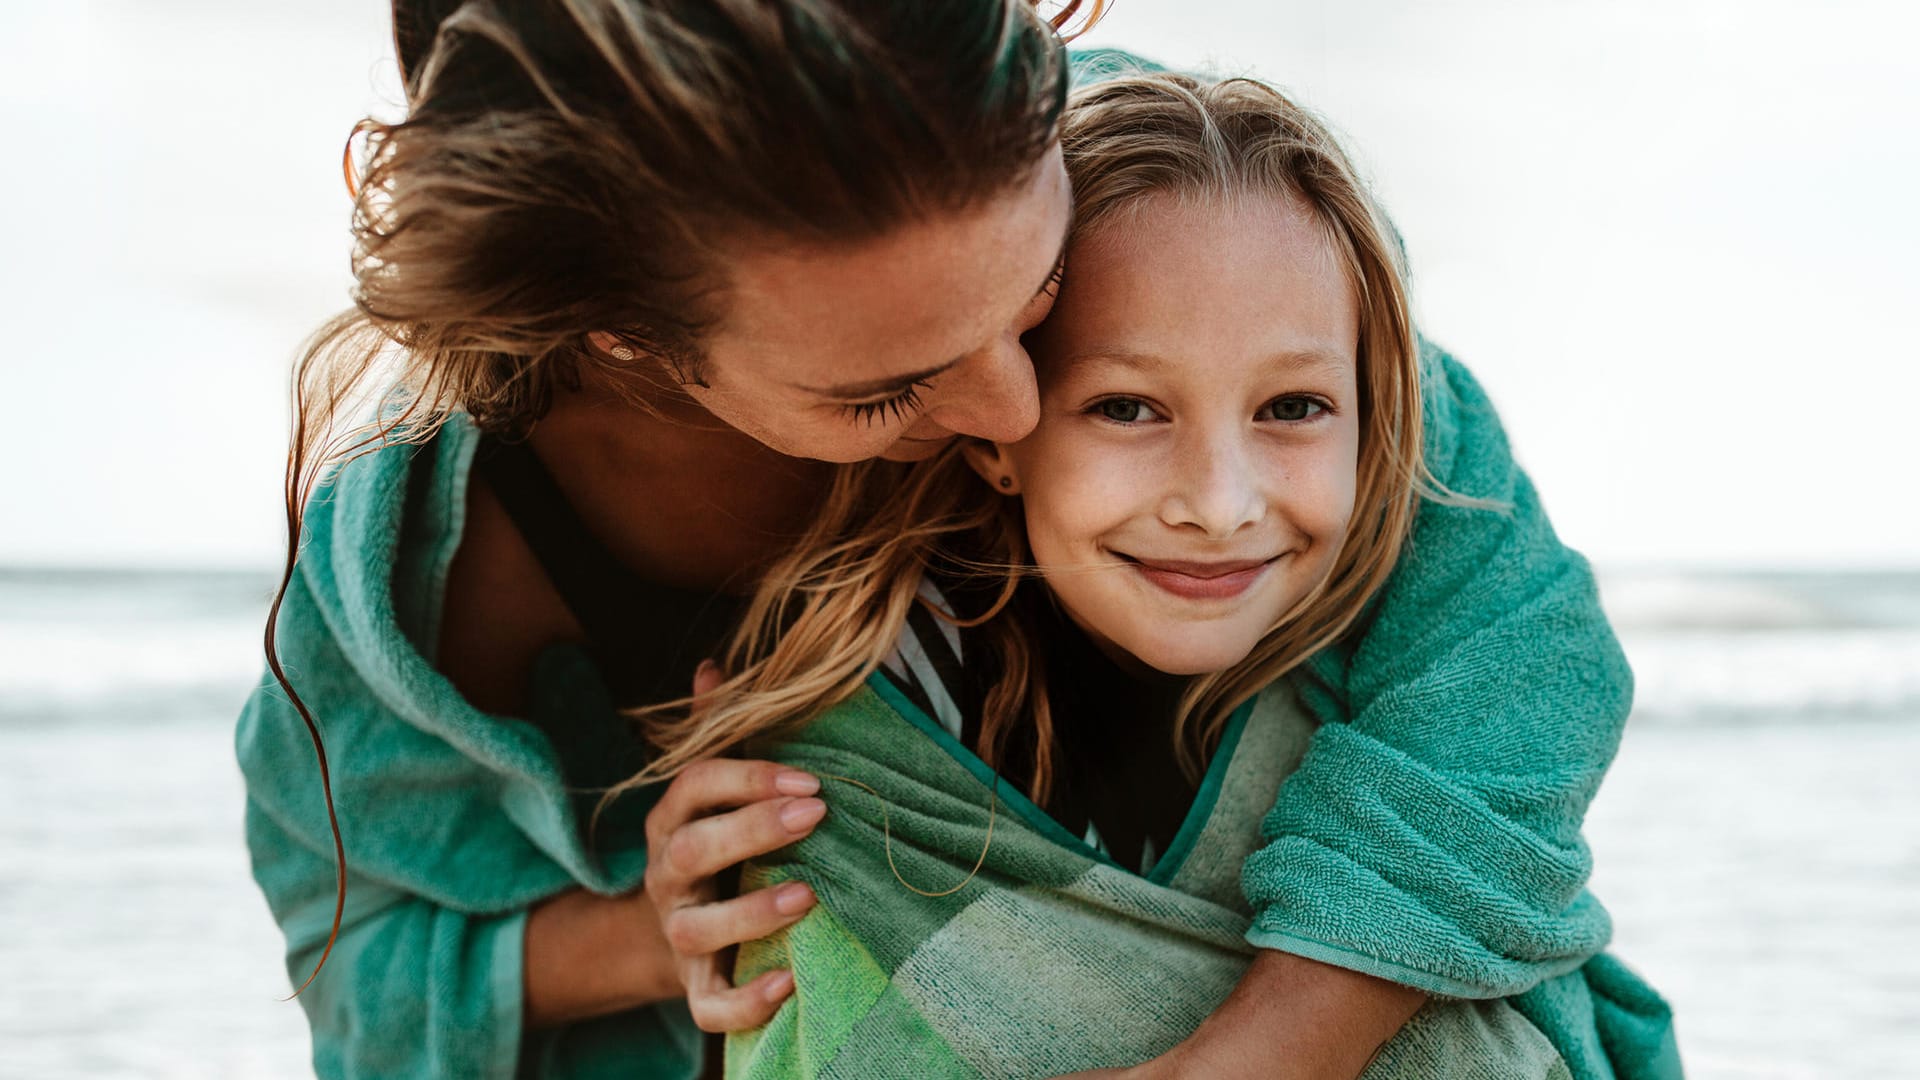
top-left (1242, 344), bottom-right (1680, 1079)
top-left (234, 418), bottom-right (700, 1079)
top-left (1070, 50), bottom-right (1678, 1076)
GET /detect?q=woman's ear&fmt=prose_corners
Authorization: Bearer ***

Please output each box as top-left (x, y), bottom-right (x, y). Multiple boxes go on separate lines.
top-left (586, 331), bottom-right (640, 362)
top-left (961, 440), bottom-right (1023, 495)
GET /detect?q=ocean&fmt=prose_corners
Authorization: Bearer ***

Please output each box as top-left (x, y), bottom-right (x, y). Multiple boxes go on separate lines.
top-left (1, 567), bottom-right (1915, 1078)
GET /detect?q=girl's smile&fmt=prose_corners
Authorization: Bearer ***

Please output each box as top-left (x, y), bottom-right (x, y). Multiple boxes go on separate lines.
top-left (1116, 553), bottom-right (1280, 602)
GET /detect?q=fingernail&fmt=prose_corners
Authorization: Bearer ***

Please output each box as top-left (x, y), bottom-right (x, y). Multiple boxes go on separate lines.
top-left (774, 882), bottom-right (814, 915)
top-left (762, 969), bottom-right (794, 1002)
top-left (774, 770), bottom-right (820, 797)
top-left (780, 797), bottom-right (826, 832)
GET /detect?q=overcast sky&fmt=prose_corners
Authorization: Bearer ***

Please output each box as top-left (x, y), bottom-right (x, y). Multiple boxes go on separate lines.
top-left (1, 0), bottom-right (1914, 570)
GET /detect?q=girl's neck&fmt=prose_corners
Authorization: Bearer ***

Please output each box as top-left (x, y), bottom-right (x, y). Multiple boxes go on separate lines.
top-left (526, 373), bottom-right (834, 594)
top-left (1010, 580), bottom-right (1193, 728)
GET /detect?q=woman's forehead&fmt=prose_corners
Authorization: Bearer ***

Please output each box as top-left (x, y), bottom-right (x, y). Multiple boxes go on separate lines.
top-left (707, 152), bottom-right (1071, 388)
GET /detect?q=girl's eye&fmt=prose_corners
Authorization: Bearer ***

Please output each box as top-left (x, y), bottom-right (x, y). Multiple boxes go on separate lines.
top-left (1260, 395), bottom-right (1326, 422)
top-left (842, 379), bottom-right (933, 427)
top-left (1093, 397), bottom-right (1161, 424)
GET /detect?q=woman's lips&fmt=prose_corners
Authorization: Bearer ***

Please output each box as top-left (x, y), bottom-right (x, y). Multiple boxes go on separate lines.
top-left (1122, 555), bottom-right (1276, 601)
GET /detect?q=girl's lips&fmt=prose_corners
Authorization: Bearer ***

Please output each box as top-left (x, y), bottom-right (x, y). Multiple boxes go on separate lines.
top-left (1122, 555), bottom-right (1276, 601)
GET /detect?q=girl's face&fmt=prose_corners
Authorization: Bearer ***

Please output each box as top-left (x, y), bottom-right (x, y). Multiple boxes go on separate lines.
top-left (977, 194), bottom-right (1362, 675)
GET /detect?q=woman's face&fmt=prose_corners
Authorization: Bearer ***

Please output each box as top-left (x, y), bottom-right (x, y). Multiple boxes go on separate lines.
top-left (981, 193), bottom-right (1362, 676)
top-left (664, 149), bottom-right (1075, 463)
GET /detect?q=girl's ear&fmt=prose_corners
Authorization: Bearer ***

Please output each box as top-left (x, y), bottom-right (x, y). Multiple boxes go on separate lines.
top-left (961, 440), bottom-right (1023, 495)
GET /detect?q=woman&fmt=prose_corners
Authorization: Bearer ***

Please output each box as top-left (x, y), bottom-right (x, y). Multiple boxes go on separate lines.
top-left (236, 3), bottom-right (1641, 1078)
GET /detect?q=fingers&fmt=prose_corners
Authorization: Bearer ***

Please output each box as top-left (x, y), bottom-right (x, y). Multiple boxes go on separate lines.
top-left (646, 758), bottom-right (819, 844)
top-left (692, 658), bottom-right (725, 700)
top-left (687, 965), bottom-right (797, 1033)
top-left (663, 880), bottom-right (817, 958)
top-left (662, 797), bottom-right (826, 885)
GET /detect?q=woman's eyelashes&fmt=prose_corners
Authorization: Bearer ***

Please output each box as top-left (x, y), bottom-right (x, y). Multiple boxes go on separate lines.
top-left (1084, 393), bottom-right (1331, 426)
top-left (1040, 256), bottom-right (1067, 299)
top-left (841, 378), bottom-right (934, 426)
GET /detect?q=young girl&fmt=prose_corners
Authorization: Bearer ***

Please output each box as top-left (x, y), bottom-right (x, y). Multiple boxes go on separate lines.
top-left (622, 73), bottom-right (1682, 1078)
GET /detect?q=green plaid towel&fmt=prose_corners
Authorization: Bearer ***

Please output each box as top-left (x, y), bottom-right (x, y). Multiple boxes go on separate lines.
top-left (728, 677), bottom-right (1570, 1079)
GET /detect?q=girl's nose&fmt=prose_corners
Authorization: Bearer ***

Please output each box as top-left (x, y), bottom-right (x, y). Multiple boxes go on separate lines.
top-left (1160, 432), bottom-right (1266, 539)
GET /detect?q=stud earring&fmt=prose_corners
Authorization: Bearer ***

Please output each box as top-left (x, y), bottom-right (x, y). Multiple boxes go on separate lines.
top-left (998, 476), bottom-right (1014, 490)
top-left (608, 344), bottom-right (638, 362)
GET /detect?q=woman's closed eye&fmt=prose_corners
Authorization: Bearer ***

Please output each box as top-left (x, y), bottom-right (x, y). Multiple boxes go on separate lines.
top-left (841, 379), bottom-right (933, 426)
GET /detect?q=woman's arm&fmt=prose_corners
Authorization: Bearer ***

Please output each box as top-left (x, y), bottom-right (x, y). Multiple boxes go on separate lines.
top-left (245, 759), bottom-right (823, 1075)
top-left (522, 884), bottom-right (681, 1029)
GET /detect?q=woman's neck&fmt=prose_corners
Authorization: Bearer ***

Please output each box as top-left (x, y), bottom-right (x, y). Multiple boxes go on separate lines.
top-left (527, 374), bottom-right (834, 594)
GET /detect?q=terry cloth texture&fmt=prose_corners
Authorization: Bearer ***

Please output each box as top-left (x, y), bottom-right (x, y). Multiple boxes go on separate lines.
top-left (234, 416), bottom-right (701, 1080)
top-left (728, 678), bottom-right (1582, 1079)
top-left (1066, 51), bottom-right (1681, 1076)
top-left (1240, 340), bottom-right (1683, 1079)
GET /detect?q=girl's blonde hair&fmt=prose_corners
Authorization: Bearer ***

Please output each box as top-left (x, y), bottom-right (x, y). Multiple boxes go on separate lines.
top-left (616, 71), bottom-right (1441, 808)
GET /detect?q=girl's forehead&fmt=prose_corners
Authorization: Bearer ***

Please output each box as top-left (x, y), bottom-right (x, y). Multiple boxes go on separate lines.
top-left (1038, 195), bottom-right (1359, 370)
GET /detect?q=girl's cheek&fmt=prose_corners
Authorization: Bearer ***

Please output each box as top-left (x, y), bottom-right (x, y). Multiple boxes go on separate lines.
top-left (1266, 440), bottom-right (1358, 540)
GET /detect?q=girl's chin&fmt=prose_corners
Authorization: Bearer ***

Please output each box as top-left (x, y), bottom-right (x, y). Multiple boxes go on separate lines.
top-left (1121, 638), bottom-right (1263, 678)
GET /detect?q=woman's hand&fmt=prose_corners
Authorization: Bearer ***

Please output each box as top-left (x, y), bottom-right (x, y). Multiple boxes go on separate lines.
top-left (643, 658), bottom-right (825, 1033)
top-left (521, 758), bottom-right (824, 1031)
top-left (522, 664), bottom-right (825, 1033)
top-left (643, 756), bottom-right (826, 1031)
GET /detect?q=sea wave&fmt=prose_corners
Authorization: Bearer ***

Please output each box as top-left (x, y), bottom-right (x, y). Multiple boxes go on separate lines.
top-left (0, 569), bottom-right (271, 727)
top-left (4, 567), bottom-right (1917, 729)
top-left (1622, 628), bottom-right (1920, 726)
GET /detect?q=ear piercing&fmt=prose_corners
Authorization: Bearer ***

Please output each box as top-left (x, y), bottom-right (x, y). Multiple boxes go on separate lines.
top-left (999, 476), bottom-right (1014, 490)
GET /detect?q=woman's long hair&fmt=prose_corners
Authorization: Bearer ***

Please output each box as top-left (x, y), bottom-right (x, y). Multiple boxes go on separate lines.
top-left (615, 72), bottom-right (1460, 809)
top-left (270, 0), bottom-right (1100, 993)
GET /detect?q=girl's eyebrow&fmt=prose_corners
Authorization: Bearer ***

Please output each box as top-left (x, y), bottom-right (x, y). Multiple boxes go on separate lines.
top-left (1067, 347), bottom-right (1354, 374)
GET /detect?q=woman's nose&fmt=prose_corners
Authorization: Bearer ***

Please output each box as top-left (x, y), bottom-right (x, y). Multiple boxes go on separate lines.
top-left (923, 335), bottom-right (1041, 444)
